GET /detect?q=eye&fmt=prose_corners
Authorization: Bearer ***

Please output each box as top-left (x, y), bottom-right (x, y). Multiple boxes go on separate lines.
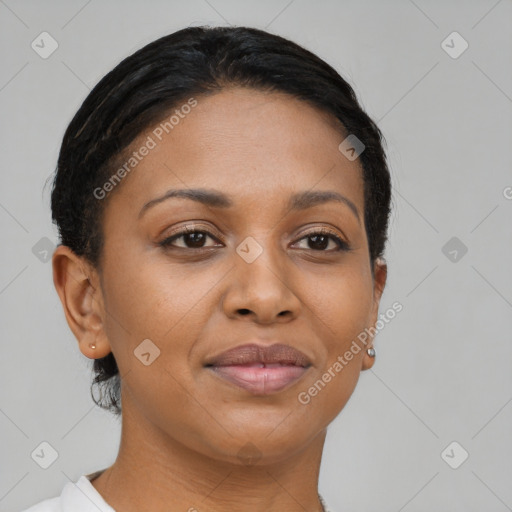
top-left (293, 229), bottom-right (351, 252)
top-left (158, 226), bottom-right (350, 252)
top-left (159, 228), bottom-right (222, 249)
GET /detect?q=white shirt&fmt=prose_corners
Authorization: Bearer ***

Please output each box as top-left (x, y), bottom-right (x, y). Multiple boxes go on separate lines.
top-left (21, 471), bottom-right (114, 512)
top-left (22, 470), bottom-right (334, 511)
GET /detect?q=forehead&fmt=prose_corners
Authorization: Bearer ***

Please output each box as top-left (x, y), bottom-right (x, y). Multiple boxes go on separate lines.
top-left (107, 87), bottom-right (364, 215)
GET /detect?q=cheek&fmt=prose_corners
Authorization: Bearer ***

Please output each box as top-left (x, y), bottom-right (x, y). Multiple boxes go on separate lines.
top-left (101, 249), bottom-right (213, 334)
top-left (98, 246), bottom-right (229, 384)
top-left (299, 271), bottom-right (372, 412)
top-left (301, 262), bottom-right (374, 346)
top-left (297, 264), bottom-right (373, 392)
top-left (97, 252), bottom-right (223, 442)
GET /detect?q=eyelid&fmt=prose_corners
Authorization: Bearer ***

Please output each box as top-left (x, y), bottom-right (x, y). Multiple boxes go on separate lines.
top-left (158, 223), bottom-right (224, 247)
top-left (158, 223), bottom-right (350, 251)
top-left (294, 225), bottom-right (345, 240)
top-left (161, 223), bottom-right (221, 239)
top-left (292, 226), bottom-right (349, 250)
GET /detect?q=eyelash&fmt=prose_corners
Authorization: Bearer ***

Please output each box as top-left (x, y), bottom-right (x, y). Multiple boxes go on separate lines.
top-left (158, 226), bottom-right (351, 252)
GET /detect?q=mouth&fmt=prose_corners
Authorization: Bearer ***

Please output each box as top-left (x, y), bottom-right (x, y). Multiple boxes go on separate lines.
top-left (204, 343), bottom-right (312, 395)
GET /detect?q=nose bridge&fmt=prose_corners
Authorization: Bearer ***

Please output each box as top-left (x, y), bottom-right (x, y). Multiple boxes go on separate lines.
top-left (222, 233), bottom-right (300, 323)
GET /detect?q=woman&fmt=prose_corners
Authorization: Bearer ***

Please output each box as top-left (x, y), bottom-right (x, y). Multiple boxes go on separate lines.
top-left (25, 25), bottom-right (391, 512)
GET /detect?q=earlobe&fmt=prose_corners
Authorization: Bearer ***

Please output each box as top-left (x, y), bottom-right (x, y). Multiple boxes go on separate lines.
top-left (361, 258), bottom-right (387, 371)
top-left (52, 246), bottom-right (111, 360)
top-left (361, 347), bottom-right (376, 370)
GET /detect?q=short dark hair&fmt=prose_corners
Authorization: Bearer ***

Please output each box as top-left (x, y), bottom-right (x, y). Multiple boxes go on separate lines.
top-left (51, 25), bottom-right (392, 416)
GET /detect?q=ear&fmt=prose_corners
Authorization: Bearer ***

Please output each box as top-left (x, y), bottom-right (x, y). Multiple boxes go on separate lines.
top-left (52, 245), bottom-right (111, 360)
top-left (361, 257), bottom-right (387, 371)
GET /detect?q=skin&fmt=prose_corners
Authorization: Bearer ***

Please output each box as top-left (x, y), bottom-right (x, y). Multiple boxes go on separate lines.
top-left (53, 87), bottom-right (387, 512)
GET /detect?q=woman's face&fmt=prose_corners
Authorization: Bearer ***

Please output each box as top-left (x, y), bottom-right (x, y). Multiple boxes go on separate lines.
top-left (88, 87), bottom-right (386, 464)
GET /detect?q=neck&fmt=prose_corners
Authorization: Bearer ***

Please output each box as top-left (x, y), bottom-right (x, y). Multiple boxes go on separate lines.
top-left (92, 395), bottom-right (327, 512)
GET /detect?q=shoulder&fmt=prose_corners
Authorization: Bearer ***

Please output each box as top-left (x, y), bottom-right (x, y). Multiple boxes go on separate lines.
top-left (21, 496), bottom-right (60, 511)
top-left (21, 471), bottom-right (114, 512)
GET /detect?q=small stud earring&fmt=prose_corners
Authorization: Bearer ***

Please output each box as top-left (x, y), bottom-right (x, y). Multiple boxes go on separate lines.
top-left (367, 347), bottom-right (375, 357)
top-left (89, 343), bottom-right (96, 349)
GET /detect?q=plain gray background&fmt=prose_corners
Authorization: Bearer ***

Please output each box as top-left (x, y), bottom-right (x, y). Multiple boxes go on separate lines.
top-left (1, 0), bottom-right (511, 511)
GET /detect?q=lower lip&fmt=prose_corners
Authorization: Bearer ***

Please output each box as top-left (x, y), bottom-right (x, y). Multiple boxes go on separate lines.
top-left (208, 363), bottom-right (309, 395)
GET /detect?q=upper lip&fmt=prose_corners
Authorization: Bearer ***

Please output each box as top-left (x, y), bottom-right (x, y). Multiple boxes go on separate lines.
top-left (205, 343), bottom-right (312, 368)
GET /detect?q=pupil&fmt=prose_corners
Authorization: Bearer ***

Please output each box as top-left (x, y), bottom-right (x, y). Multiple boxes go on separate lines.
top-left (186, 232), bottom-right (205, 248)
top-left (309, 235), bottom-right (328, 250)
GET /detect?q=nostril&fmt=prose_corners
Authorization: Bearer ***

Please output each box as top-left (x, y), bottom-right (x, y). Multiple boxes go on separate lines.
top-left (238, 309), bottom-right (251, 315)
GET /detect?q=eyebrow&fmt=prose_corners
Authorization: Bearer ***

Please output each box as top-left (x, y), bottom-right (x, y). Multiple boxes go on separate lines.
top-left (139, 188), bottom-right (360, 224)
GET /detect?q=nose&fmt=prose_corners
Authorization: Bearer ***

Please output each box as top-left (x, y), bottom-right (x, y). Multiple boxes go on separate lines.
top-left (221, 249), bottom-right (301, 325)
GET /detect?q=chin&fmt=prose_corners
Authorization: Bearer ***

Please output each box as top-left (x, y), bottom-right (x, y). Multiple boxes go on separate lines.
top-left (196, 421), bottom-right (323, 467)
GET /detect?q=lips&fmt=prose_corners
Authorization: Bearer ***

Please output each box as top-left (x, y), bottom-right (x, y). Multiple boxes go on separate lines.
top-left (205, 343), bottom-right (311, 395)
